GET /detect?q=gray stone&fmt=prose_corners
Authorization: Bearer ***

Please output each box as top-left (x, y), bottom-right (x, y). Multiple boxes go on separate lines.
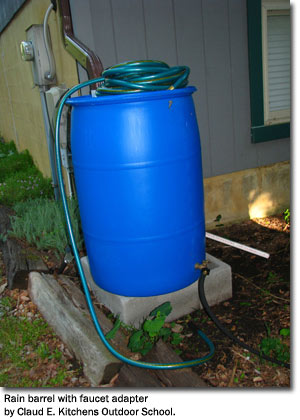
top-left (81, 253), bottom-right (232, 328)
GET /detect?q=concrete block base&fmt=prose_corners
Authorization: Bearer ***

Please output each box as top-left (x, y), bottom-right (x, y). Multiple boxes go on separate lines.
top-left (81, 253), bottom-right (232, 328)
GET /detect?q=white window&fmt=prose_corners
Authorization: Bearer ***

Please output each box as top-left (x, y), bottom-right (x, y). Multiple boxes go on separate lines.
top-left (262, 0), bottom-right (291, 125)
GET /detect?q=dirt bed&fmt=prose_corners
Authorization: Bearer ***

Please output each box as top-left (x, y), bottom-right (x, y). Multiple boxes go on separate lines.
top-left (0, 214), bottom-right (290, 387)
top-left (177, 214), bottom-right (290, 387)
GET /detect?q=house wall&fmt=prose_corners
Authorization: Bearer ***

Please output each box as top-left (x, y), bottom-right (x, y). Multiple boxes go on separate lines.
top-left (0, 0), bottom-right (78, 177)
top-left (69, 0), bottom-right (290, 222)
top-left (70, 0), bottom-right (290, 180)
top-left (204, 160), bottom-right (290, 227)
top-left (0, 0), bottom-right (290, 224)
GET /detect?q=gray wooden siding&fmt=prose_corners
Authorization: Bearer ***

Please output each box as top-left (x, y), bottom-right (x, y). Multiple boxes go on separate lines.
top-left (0, 0), bottom-right (27, 33)
top-left (70, 0), bottom-right (290, 179)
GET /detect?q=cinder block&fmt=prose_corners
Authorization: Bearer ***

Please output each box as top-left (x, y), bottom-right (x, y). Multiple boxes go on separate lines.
top-left (81, 254), bottom-right (232, 328)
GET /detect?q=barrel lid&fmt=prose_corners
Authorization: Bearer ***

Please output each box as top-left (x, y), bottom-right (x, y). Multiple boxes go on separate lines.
top-left (66, 86), bottom-right (196, 107)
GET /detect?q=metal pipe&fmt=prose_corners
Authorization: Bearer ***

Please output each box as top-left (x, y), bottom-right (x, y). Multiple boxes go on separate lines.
top-left (43, 3), bottom-right (56, 81)
top-left (39, 88), bottom-right (60, 200)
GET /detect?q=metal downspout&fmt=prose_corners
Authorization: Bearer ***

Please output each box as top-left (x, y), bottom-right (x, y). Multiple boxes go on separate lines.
top-left (57, 0), bottom-right (103, 85)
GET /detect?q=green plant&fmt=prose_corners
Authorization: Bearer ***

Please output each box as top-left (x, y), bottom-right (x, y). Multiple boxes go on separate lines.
top-left (266, 271), bottom-right (285, 285)
top-left (0, 140), bottom-right (17, 156)
top-left (279, 328), bottom-right (290, 337)
top-left (259, 324), bottom-right (290, 365)
top-left (214, 214), bottom-right (224, 227)
top-left (239, 302), bottom-right (252, 307)
top-left (0, 139), bottom-right (53, 205)
top-left (8, 198), bottom-right (83, 256)
top-left (0, 170), bottom-right (53, 206)
top-left (283, 208), bottom-right (290, 225)
top-left (127, 302), bottom-right (182, 356)
top-left (37, 342), bottom-right (51, 360)
top-left (0, 150), bottom-right (34, 182)
top-left (105, 318), bottom-right (121, 340)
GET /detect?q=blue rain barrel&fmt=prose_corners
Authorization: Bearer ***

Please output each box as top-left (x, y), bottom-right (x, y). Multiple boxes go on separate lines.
top-left (68, 86), bottom-right (205, 297)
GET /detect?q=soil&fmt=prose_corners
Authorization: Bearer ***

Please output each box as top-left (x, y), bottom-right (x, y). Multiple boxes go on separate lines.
top-left (177, 214), bottom-right (290, 387)
top-left (0, 214), bottom-right (290, 388)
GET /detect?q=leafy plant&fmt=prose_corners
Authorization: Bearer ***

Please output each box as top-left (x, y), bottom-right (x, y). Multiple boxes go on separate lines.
top-left (214, 214), bottom-right (224, 227)
top-left (105, 318), bottom-right (121, 340)
top-left (127, 302), bottom-right (182, 356)
top-left (283, 208), bottom-right (290, 225)
top-left (279, 328), bottom-right (290, 337)
top-left (214, 214), bottom-right (222, 222)
top-left (0, 140), bottom-right (17, 157)
top-left (259, 325), bottom-right (290, 364)
top-left (266, 271), bottom-right (285, 285)
top-left (8, 198), bottom-right (83, 256)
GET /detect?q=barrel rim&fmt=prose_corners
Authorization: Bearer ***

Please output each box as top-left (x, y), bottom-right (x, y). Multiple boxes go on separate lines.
top-left (66, 86), bottom-right (196, 107)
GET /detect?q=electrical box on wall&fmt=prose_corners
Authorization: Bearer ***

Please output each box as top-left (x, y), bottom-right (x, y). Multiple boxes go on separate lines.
top-left (21, 25), bottom-right (56, 87)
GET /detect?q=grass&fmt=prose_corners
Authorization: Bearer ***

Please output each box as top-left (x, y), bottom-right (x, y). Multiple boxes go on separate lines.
top-left (0, 137), bottom-right (85, 386)
top-left (0, 139), bottom-right (53, 206)
top-left (0, 295), bottom-right (73, 387)
top-left (0, 149), bottom-right (34, 182)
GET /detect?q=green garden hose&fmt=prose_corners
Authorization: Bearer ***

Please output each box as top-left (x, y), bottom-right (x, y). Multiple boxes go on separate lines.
top-left (96, 60), bottom-right (189, 95)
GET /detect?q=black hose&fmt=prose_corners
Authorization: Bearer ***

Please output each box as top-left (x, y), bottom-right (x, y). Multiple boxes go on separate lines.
top-left (198, 270), bottom-right (290, 369)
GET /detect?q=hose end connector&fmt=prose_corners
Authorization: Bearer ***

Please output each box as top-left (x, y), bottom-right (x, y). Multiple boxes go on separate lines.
top-left (195, 260), bottom-right (210, 276)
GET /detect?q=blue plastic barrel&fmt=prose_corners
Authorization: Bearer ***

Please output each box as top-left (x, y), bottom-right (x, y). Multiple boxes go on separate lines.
top-left (68, 86), bottom-right (205, 297)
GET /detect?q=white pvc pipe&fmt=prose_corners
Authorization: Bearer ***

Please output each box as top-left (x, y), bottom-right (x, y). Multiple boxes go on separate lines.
top-left (206, 232), bottom-right (270, 259)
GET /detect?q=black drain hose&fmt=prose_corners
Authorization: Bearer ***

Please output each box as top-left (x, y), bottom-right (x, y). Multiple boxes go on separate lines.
top-left (198, 269), bottom-right (290, 369)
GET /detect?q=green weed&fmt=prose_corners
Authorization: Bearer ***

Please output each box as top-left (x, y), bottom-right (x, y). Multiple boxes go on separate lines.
top-left (283, 208), bottom-right (290, 225)
top-left (37, 342), bottom-right (52, 360)
top-left (266, 271), bottom-right (285, 285)
top-left (214, 214), bottom-right (224, 227)
top-left (259, 324), bottom-right (290, 365)
top-left (105, 318), bottom-right (121, 340)
top-left (126, 302), bottom-right (182, 356)
top-left (239, 302), bottom-right (252, 307)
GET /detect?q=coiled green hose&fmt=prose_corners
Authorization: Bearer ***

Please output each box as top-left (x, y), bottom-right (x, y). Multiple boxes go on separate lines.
top-left (55, 61), bottom-right (215, 370)
top-left (96, 60), bottom-right (190, 95)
